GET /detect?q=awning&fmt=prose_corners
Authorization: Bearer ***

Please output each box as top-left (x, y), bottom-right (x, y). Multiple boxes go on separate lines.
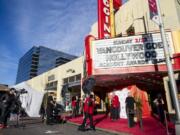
top-left (0, 84), bottom-right (9, 92)
top-left (92, 71), bottom-right (169, 90)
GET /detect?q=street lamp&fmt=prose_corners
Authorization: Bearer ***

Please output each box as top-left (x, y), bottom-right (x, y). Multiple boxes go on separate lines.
top-left (156, 0), bottom-right (180, 134)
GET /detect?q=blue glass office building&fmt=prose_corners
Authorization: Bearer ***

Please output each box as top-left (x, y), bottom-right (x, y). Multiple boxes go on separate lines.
top-left (16, 46), bottom-right (77, 84)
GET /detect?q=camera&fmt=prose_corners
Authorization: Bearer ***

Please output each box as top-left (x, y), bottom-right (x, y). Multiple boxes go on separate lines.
top-left (15, 89), bottom-right (28, 95)
top-left (9, 88), bottom-right (28, 113)
top-left (10, 88), bottom-right (27, 95)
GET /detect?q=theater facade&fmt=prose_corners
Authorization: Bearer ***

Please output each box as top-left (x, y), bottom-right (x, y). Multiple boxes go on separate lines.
top-left (85, 0), bottom-right (180, 114)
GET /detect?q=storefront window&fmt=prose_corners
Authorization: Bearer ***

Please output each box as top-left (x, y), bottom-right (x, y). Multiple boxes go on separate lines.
top-left (63, 78), bottom-right (68, 84)
top-left (69, 76), bottom-right (75, 83)
top-left (75, 74), bottom-right (81, 81)
top-left (45, 81), bottom-right (57, 90)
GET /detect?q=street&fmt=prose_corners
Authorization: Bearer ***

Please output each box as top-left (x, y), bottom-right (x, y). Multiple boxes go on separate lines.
top-left (0, 118), bottom-right (126, 135)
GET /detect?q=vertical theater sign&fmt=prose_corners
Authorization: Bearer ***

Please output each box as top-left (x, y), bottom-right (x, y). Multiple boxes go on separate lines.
top-left (98, 0), bottom-right (111, 39)
top-left (97, 0), bottom-right (121, 39)
top-left (84, 0), bottom-right (121, 76)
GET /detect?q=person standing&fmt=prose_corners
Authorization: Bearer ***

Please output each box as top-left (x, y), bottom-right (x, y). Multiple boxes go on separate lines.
top-left (105, 94), bottom-right (110, 115)
top-left (0, 88), bottom-right (16, 129)
top-left (81, 95), bottom-right (86, 118)
top-left (111, 93), bottom-right (120, 121)
top-left (79, 94), bottom-right (95, 131)
top-left (71, 96), bottom-right (76, 117)
top-left (46, 95), bottom-right (55, 125)
top-left (75, 96), bottom-right (80, 116)
top-left (125, 92), bottom-right (136, 128)
top-left (153, 94), bottom-right (165, 124)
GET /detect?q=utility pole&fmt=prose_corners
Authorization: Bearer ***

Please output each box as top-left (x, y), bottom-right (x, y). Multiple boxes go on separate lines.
top-left (156, 0), bottom-right (180, 134)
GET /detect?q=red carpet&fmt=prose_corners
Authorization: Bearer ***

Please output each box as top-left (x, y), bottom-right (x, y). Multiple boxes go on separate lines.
top-left (67, 114), bottom-right (175, 135)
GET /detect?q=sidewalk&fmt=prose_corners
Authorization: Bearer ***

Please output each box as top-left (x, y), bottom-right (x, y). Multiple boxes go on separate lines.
top-left (67, 114), bottom-right (175, 135)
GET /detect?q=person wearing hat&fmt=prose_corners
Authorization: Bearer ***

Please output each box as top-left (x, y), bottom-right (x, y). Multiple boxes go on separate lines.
top-left (0, 88), bottom-right (16, 128)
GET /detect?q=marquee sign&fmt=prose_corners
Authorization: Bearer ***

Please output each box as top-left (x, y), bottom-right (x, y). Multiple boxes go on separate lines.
top-left (92, 32), bottom-right (174, 69)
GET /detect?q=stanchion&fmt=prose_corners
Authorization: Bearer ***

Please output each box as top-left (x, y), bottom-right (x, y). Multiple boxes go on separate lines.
top-left (164, 111), bottom-right (169, 135)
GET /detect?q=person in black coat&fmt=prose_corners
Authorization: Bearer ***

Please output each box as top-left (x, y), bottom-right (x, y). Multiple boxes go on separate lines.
top-left (0, 88), bottom-right (16, 128)
top-left (46, 95), bottom-right (55, 125)
top-left (153, 94), bottom-right (165, 124)
top-left (125, 92), bottom-right (136, 128)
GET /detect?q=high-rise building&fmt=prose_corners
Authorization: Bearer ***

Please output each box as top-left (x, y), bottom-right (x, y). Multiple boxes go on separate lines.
top-left (16, 46), bottom-right (77, 84)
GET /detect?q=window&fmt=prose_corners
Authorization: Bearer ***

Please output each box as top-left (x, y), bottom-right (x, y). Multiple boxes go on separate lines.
top-left (126, 26), bottom-right (135, 36)
top-left (63, 78), bottom-right (68, 84)
top-left (45, 81), bottom-right (57, 90)
top-left (48, 75), bottom-right (55, 81)
top-left (69, 76), bottom-right (75, 83)
top-left (63, 74), bottom-right (81, 85)
top-left (75, 74), bottom-right (81, 81)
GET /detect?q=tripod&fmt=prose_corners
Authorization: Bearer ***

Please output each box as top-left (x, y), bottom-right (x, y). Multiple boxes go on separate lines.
top-left (15, 101), bottom-right (26, 129)
top-left (12, 94), bottom-right (26, 129)
top-left (14, 107), bottom-right (26, 128)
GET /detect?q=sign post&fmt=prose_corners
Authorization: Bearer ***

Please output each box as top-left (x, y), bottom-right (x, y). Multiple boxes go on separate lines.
top-left (154, 0), bottom-right (180, 134)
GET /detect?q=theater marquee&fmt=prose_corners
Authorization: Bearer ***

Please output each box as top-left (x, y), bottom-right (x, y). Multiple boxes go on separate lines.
top-left (92, 32), bottom-right (174, 72)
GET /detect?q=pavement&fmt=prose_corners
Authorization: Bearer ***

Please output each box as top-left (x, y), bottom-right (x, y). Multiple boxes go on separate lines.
top-left (0, 118), bottom-right (128, 135)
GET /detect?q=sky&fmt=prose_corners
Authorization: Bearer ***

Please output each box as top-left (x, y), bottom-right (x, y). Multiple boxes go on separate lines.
top-left (0, 0), bottom-right (127, 86)
top-left (0, 0), bottom-right (99, 85)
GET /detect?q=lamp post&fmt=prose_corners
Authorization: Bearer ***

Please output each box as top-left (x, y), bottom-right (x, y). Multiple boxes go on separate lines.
top-left (156, 0), bottom-right (180, 134)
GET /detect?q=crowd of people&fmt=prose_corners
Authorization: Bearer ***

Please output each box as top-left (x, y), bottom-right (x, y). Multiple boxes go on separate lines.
top-left (44, 91), bottom-right (165, 131)
top-left (39, 91), bottom-right (166, 133)
top-left (105, 92), bottom-right (137, 127)
top-left (106, 92), bottom-right (165, 128)
top-left (0, 89), bottom-right (165, 131)
top-left (76, 92), bottom-right (137, 131)
top-left (71, 96), bottom-right (81, 118)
